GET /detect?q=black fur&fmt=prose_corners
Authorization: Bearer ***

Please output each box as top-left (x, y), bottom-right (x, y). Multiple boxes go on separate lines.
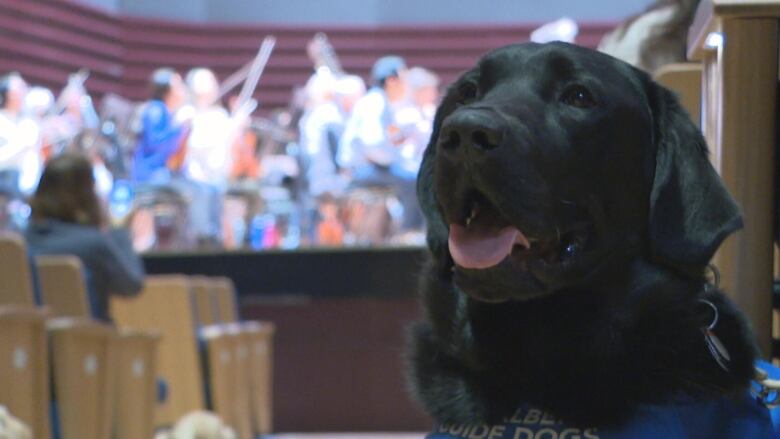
top-left (407, 42), bottom-right (757, 428)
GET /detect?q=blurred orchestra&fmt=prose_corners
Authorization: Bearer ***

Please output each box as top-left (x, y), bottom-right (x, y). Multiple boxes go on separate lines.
top-left (0, 33), bottom-right (439, 252)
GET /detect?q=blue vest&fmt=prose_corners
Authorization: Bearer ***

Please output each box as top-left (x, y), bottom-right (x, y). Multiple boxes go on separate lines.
top-left (428, 362), bottom-right (780, 439)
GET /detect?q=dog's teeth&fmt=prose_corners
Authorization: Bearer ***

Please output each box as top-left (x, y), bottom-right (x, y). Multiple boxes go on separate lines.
top-left (465, 206), bottom-right (478, 226)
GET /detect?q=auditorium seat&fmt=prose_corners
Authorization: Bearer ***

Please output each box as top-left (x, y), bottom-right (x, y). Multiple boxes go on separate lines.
top-left (192, 275), bottom-right (220, 326)
top-left (687, 0), bottom-right (780, 357)
top-left (0, 232), bottom-right (37, 307)
top-left (0, 233), bottom-right (120, 438)
top-left (212, 277), bottom-right (275, 435)
top-left (35, 255), bottom-right (91, 318)
top-left (115, 329), bottom-right (161, 439)
top-left (200, 324), bottom-right (253, 439)
top-left (653, 62), bottom-right (702, 128)
top-left (0, 306), bottom-right (51, 439)
top-left (111, 275), bottom-right (206, 426)
top-left (34, 253), bottom-right (161, 438)
top-left (187, 277), bottom-right (253, 439)
top-left (213, 276), bottom-right (240, 323)
top-left (48, 317), bottom-right (118, 439)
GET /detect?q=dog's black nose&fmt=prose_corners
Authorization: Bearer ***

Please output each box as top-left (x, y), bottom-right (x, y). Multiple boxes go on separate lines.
top-left (440, 110), bottom-right (504, 151)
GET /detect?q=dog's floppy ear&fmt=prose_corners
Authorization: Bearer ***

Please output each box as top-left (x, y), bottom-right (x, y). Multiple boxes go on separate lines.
top-left (417, 69), bottom-right (479, 266)
top-left (647, 82), bottom-right (742, 274)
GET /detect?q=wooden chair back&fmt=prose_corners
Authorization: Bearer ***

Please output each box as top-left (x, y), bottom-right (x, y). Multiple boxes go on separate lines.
top-left (687, 0), bottom-right (780, 355)
top-left (191, 276), bottom-right (218, 326)
top-left (111, 275), bottom-right (205, 426)
top-left (114, 329), bottom-right (160, 439)
top-left (0, 232), bottom-right (36, 307)
top-left (653, 62), bottom-right (703, 128)
top-left (35, 255), bottom-right (91, 318)
top-left (48, 318), bottom-right (118, 439)
top-left (200, 325), bottom-right (252, 439)
top-left (0, 306), bottom-right (51, 439)
top-left (242, 321), bottom-right (275, 434)
top-left (212, 277), bottom-right (239, 323)
top-left (210, 277), bottom-right (275, 434)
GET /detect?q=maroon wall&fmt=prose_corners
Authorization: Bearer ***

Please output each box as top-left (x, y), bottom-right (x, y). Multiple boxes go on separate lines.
top-left (243, 297), bottom-right (430, 432)
top-left (0, 0), bottom-right (123, 96)
top-left (0, 0), bottom-right (614, 110)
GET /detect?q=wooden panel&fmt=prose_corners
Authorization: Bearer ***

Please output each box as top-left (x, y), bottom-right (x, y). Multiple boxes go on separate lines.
top-left (241, 322), bottom-right (275, 435)
top-left (0, 1), bottom-right (613, 111)
top-left (230, 327), bottom-right (253, 439)
top-left (48, 318), bottom-right (118, 439)
top-left (0, 232), bottom-right (36, 307)
top-left (212, 276), bottom-right (239, 323)
top-left (35, 255), bottom-right (91, 319)
top-left (700, 18), bottom-right (777, 356)
top-left (201, 326), bottom-right (252, 439)
top-left (191, 276), bottom-right (218, 326)
top-left (0, 307), bottom-right (50, 439)
top-left (0, 0), bottom-right (123, 98)
top-left (110, 275), bottom-right (205, 426)
top-left (242, 297), bottom-right (430, 432)
top-left (114, 330), bottom-right (160, 439)
top-left (653, 63), bottom-right (703, 128)
top-left (211, 277), bottom-right (275, 434)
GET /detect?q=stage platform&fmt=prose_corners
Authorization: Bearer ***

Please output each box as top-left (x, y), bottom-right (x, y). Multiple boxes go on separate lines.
top-left (143, 246), bottom-right (433, 432)
top-left (143, 246), bottom-right (428, 299)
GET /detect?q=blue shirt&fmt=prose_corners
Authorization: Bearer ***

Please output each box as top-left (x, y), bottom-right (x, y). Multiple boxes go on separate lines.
top-left (132, 100), bottom-right (185, 182)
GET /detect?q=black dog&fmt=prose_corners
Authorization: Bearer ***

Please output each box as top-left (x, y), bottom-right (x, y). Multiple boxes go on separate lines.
top-left (408, 42), bottom-right (758, 428)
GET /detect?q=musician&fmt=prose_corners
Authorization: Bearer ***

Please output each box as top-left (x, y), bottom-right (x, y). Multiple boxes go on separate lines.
top-left (183, 68), bottom-right (250, 186)
top-left (131, 68), bottom-right (188, 183)
top-left (180, 67), bottom-right (253, 244)
top-left (298, 71), bottom-right (365, 197)
top-left (38, 77), bottom-right (100, 158)
top-left (0, 72), bottom-right (42, 196)
top-left (393, 66), bottom-right (439, 178)
top-left (334, 74), bottom-right (366, 118)
top-left (337, 56), bottom-right (420, 229)
top-left (337, 56), bottom-right (408, 171)
top-left (22, 86), bottom-right (54, 159)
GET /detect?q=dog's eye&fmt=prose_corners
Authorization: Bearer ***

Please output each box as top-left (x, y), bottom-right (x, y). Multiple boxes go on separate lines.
top-left (458, 82), bottom-right (478, 105)
top-left (560, 85), bottom-right (596, 109)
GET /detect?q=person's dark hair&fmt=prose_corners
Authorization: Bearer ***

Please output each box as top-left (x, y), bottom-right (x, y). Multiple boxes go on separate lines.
top-left (377, 73), bottom-right (398, 89)
top-left (371, 56), bottom-right (406, 88)
top-left (149, 67), bottom-right (176, 101)
top-left (0, 72), bottom-right (20, 108)
top-left (30, 153), bottom-right (103, 227)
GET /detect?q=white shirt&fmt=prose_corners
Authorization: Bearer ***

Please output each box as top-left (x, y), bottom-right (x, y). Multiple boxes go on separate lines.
top-left (338, 87), bottom-right (399, 169)
top-left (184, 106), bottom-right (235, 186)
top-left (299, 101), bottom-right (350, 196)
top-left (0, 110), bottom-right (42, 194)
top-left (393, 103), bottom-right (434, 175)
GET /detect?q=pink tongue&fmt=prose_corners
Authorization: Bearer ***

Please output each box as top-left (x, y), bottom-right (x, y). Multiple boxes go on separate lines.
top-left (449, 223), bottom-right (528, 269)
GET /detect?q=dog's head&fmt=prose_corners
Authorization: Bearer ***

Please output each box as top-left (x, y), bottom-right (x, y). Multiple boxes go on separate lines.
top-left (419, 42), bottom-right (741, 302)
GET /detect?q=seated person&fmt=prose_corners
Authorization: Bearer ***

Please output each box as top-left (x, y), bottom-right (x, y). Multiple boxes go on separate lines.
top-left (0, 72), bottom-right (42, 196)
top-left (338, 56), bottom-right (419, 229)
top-left (24, 153), bottom-right (144, 322)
